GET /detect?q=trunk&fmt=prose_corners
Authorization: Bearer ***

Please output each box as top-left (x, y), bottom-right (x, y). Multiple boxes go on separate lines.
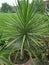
top-left (20, 49), bottom-right (24, 60)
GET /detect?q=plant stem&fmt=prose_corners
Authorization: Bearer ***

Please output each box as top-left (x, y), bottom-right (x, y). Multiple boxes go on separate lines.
top-left (20, 35), bottom-right (26, 60)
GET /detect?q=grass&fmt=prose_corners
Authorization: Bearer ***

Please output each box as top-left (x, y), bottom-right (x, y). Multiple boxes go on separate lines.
top-left (0, 13), bottom-right (16, 17)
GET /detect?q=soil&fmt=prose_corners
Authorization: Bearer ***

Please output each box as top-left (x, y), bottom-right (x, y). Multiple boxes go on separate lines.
top-left (10, 50), bottom-right (30, 64)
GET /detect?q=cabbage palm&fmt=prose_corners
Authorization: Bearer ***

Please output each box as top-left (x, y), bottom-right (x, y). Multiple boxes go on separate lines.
top-left (0, 0), bottom-right (49, 64)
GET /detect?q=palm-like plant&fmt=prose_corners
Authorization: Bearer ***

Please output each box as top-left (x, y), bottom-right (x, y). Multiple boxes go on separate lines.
top-left (0, 0), bottom-right (49, 64)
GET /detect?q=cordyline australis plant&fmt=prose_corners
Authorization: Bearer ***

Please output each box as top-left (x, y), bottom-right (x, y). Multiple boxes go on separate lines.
top-left (0, 0), bottom-right (49, 62)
